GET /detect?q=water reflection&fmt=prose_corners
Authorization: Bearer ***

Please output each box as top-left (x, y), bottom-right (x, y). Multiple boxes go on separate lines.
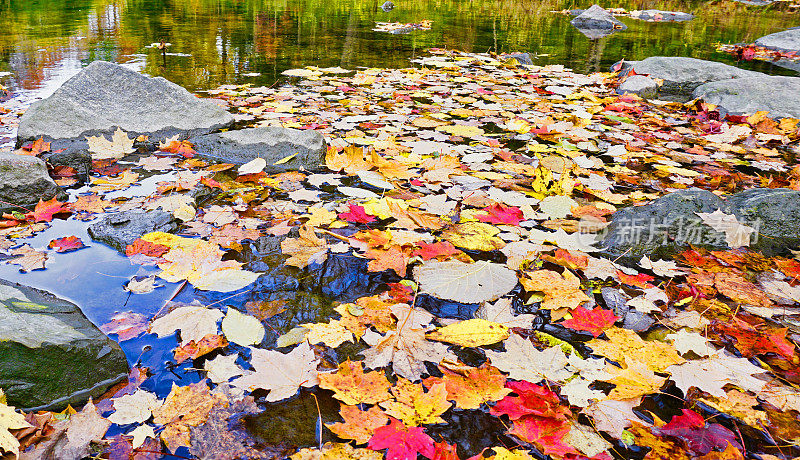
top-left (0, 0), bottom-right (798, 99)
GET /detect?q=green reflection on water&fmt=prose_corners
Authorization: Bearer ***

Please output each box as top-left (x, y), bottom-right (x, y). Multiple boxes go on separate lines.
top-left (0, 0), bottom-right (797, 92)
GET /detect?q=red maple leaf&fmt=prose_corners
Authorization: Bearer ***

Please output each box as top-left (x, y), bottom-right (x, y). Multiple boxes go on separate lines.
top-left (125, 239), bottom-right (170, 257)
top-left (543, 248), bottom-right (589, 270)
top-left (339, 203), bottom-right (376, 224)
top-left (490, 380), bottom-right (568, 421)
top-left (48, 236), bottom-right (86, 253)
top-left (561, 306), bottom-right (618, 337)
top-left (412, 241), bottom-right (461, 260)
top-left (658, 409), bottom-right (741, 456)
top-left (508, 416), bottom-right (578, 457)
top-left (27, 197), bottom-right (70, 223)
top-left (616, 270), bottom-right (654, 288)
top-left (159, 139), bottom-right (196, 158)
top-left (476, 203), bottom-right (523, 226)
top-left (432, 441), bottom-right (460, 460)
top-left (368, 417), bottom-right (434, 460)
top-left (714, 317), bottom-right (796, 361)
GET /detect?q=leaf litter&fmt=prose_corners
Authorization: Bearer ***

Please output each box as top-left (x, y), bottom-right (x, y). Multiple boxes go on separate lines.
top-left (1, 48), bottom-right (800, 459)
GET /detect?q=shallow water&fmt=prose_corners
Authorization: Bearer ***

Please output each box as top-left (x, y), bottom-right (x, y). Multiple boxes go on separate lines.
top-left (0, 0), bottom-right (798, 100)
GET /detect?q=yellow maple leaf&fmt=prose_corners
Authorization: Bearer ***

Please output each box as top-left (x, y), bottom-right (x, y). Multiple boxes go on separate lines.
top-left (588, 327), bottom-right (685, 373)
top-left (379, 378), bottom-right (452, 426)
top-left (318, 360), bottom-right (392, 405)
top-left (442, 222), bottom-right (505, 251)
top-left (280, 224), bottom-right (329, 268)
top-left (302, 319), bottom-right (355, 348)
top-left (603, 358), bottom-right (667, 400)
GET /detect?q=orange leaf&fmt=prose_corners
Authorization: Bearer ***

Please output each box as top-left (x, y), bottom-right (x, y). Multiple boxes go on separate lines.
top-left (326, 404), bottom-right (389, 444)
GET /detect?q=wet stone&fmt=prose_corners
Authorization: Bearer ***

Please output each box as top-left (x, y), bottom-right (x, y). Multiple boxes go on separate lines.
top-left (0, 152), bottom-right (63, 211)
top-left (189, 127), bottom-right (327, 173)
top-left (88, 209), bottom-right (178, 253)
top-left (0, 279), bottom-right (129, 411)
top-left (570, 5), bottom-right (627, 39)
top-left (692, 76), bottom-right (800, 119)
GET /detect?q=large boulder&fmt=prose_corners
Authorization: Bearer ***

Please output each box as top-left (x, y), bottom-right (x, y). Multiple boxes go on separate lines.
top-left (755, 27), bottom-right (800, 51)
top-left (599, 189), bottom-right (730, 261)
top-left (16, 61), bottom-right (234, 148)
top-left (615, 57), bottom-right (762, 100)
top-left (0, 153), bottom-right (62, 211)
top-left (692, 76), bottom-right (800, 119)
top-left (88, 209), bottom-right (178, 253)
top-left (0, 279), bottom-right (128, 411)
top-left (570, 5), bottom-right (627, 39)
top-left (617, 75), bottom-right (659, 99)
top-left (189, 127), bottom-right (326, 172)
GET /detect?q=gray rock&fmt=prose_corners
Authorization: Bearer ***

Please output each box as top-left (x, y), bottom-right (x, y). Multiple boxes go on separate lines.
top-left (0, 153), bottom-right (62, 211)
top-left (88, 209), bottom-right (178, 253)
top-left (189, 127), bottom-right (326, 172)
top-left (570, 5), bottom-right (627, 39)
top-left (728, 188), bottom-right (800, 256)
top-left (381, 1), bottom-right (394, 11)
top-left (42, 147), bottom-right (92, 179)
top-left (629, 10), bottom-right (694, 21)
top-left (617, 75), bottom-right (659, 98)
top-left (692, 75), bottom-right (800, 119)
top-left (0, 279), bottom-right (128, 411)
top-left (755, 27), bottom-right (800, 51)
top-left (615, 57), bottom-right (762, 100)
top-left (16, 61), bottom-right (234, 146)
top-left (600, 187), bottom-right (800, 260)
top-left (599, 188), bottom-right (731, 261)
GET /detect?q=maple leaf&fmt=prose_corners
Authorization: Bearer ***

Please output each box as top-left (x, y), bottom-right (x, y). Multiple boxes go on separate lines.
top-left (19, 399), bottom-right (110, 460)
top-left (293, 442), bottom-right (383, 460)
top-left (19, 137), bottom-right (50, 156)
top-left (561, 306), bottom-right (618, 337)
top-left (28, 197), bottom-right (69, 223)
top-left (108, 389), bottom-right (161, 425)
top-left (657, 409), bottom-right (741, 456)
top-left (603, 358), bottom-right (667, 400)
top-left (137, 154), bottom-right (177, 170)
top-left (520, 269), bottom-right (591, 313)
top-left (280, 224), bottom-right (329, 268)
top-left (490, 380), bottom-right (568, 421)
top-left (48, 236), bottom-right (85, 253)
top-left (696, 209), bottom-right (754, 248)
top-left (326, 405), bottom-right (389, 444)
top-left (583, 397), bottom-right (642, 438)
top-left (615, 270), bottom-right (654, 288)
top-left (232, 341), bottom-right (320, 402)
top-left (158, 135), bottom-right (196, 157)
top-left (326, 145), bottom-right (372, 173)
top-left (71, 194), bottom-right (113, 214)
top-left (712, 272), bottom-right (772, 308)
top-left (203, 354), bottom-right (244, 384)
top-left (366, 246), bottom-right (410, 276)
top-left (411, 241), bottom-right (461, 261)
top-left (360, 304), bottom-right (455, 381)
top-left (367, 417), bottom-right (435, 460)
top-left (666, 349), bottom-right (768, 398)
top-left (508, 416), bottom-right (578, 458)
top-left (339, 203), bottom-right (376, 223)
top-left (125, 238), bottom-right (170, 257)
top-left (379, 378), bottom-right (452, 426)
top-left (7, 244), bottom-right (48, 272)
top-left (587, 327), bottom-right (684, 373)
top-left (485, 333), bottom-right (573, 382)
top-left (476, 203), bottom-right (524, 225)
top-left (152, 381), bottom-right (225, 453)
top-left (86, 127), bottom-right (136, 160)
top-left (442, 222), bottom-right (506, 251)
top-left (319, 359), bottom-right (392, 405)
top-left (423, 362), bottom-right (511, 410)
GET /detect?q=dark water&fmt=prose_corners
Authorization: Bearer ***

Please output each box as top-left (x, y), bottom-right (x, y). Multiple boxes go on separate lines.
top-left (0, 0), bottom-right (798, 98)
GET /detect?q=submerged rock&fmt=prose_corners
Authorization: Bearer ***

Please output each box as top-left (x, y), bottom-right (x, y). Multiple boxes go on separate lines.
top-left (0, 153), bottom-right (62, 211)
top-left (0, 279), bottom-right (128, 411)
top-left (380, 0), bottom-right (395, 11)
top-left (693, 76), bottom-right (800, 119)
top-left (600, 187), bottom-right (800, 260)
top-left (755, 27), bottom-right (800, 51)
top-left (16, 61), bottom-right (234, 147)
top-left (503, 52), bottom-right (534, 65)
top-left (570, 5), bottom-right (627, 39)
top-left (88, 209), bottom-right (178, 253)
top-left (189, 127), bottom-right (326, 172)
top-left (615, 57), bottom-right (761, 100)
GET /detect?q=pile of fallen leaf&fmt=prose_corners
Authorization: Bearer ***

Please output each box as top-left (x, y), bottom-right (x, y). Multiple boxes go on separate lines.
top-left (1, 49), bottom-right (800, 459)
